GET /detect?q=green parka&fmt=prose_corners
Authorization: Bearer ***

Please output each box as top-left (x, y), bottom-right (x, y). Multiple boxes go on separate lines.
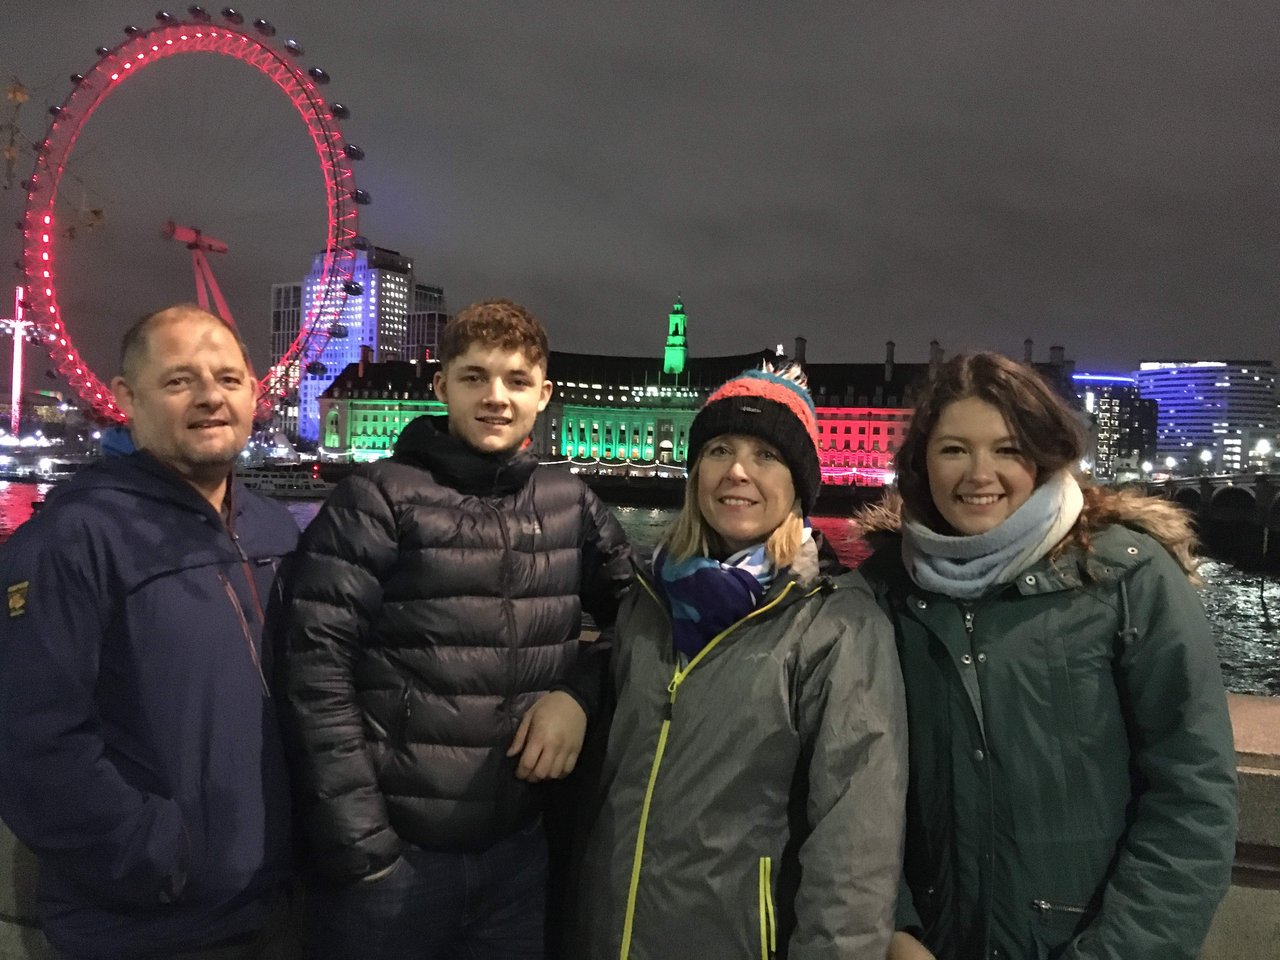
top-left (575, 543), bottom-right (907, 960)
top-left (858, 495), bottom-right (1238, 960)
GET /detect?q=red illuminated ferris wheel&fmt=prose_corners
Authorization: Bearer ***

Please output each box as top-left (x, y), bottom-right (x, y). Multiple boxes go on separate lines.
top-left (17, 7), bottom-right (366, 422)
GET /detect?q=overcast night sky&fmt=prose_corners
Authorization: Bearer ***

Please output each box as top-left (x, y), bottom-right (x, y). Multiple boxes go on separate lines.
top-left (1, 1), bottom-right (1276, 388)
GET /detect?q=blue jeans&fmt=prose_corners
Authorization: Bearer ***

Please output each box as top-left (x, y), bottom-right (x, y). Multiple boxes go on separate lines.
top-left (306, 821), bottom-right (548, 960)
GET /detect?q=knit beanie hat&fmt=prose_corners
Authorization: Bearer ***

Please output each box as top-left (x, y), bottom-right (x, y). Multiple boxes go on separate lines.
top-left (687, 361), bottom-right (822, 513)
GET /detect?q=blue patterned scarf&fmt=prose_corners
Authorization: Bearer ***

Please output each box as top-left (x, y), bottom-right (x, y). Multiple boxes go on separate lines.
top-left (654, 525), bottom-right (813, 660)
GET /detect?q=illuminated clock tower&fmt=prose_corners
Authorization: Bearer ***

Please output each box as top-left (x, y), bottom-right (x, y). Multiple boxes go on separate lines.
top-left (662, 296), bottom-right (688, 375)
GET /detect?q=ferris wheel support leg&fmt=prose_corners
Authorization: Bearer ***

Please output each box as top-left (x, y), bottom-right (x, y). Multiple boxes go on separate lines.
top-left (190, 248), bottom-right (237, 328)
top-left (9, 285), bottom-right (24, 436)
top-left (9, 328), bottom-right (22, 437)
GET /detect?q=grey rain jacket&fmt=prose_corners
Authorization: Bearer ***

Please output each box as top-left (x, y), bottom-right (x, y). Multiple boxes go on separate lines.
top-left (575, 539), bottom-right (908, 960)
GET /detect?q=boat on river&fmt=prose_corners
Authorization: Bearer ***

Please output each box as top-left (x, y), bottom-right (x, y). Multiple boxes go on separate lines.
top-left (238, 467), bottom-right (334, 499)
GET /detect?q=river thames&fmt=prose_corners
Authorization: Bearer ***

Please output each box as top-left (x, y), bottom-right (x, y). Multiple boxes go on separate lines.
top-left (3, 482), bottom-right (1277, 695)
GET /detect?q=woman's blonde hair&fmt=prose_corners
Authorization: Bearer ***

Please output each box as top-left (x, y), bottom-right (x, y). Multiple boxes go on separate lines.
top-left (661, 455), bottom-right (806, 567)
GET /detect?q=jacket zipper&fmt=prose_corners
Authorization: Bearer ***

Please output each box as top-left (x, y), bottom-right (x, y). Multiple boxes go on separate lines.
top-left (224, 514), bottom-right (267, 623)
top-left (1031, 899), bottom-right (1088, 915)
top-left (758, 856), bottom-right (777, 960)
top-left (218, 571), bottom-right (270, 697)
top-left (618, 578), bottom-right (824, 960)
top-left (485, 501), bottom-right (521, 734)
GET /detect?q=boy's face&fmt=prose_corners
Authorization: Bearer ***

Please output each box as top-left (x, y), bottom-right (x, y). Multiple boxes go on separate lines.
top-left (433, 343), bottom-right (552, 455)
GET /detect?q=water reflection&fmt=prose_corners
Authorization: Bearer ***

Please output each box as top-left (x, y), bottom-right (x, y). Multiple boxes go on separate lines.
top-left (4, 486), bottom-right (1276, 695)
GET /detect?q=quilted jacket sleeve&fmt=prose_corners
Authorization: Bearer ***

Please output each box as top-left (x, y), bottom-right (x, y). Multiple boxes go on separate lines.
top-left (276, 473), bottom-right (405, 884)
top-left (577, 485), bottom-right (633, 631)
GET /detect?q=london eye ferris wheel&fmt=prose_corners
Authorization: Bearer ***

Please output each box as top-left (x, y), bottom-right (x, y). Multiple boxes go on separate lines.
top-left (15, 6), bottom-right (368, 424)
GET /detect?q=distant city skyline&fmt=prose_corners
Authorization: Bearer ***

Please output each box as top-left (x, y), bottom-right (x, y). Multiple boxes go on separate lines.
top-left (1, 1), bottom-right (1277, 398)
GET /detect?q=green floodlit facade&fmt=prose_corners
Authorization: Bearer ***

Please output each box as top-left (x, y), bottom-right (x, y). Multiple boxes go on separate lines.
top-left (317, 355), bottom-right (446, 462)
top-left (315, 304), bottom-right (1079, 484)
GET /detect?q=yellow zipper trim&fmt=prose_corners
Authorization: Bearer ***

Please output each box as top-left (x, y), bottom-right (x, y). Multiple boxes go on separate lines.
top-left (759, 856), bottom-right (777, 960)
top-left (619, 579), bottom-right (817, 960)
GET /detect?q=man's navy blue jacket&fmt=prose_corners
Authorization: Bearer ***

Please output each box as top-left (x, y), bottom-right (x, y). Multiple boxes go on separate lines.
top-left (0, 452), bottom-right (299, 959)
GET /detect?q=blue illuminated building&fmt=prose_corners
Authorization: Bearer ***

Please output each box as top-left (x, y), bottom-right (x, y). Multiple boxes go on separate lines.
top-left (1135, 361), bottom-right (1278, 472)
top-left (288, 246), bottom-right (447, 442)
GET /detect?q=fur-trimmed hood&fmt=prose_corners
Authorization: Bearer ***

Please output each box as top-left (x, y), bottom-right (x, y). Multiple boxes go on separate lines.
top-left (852, 485), bottom-right (1201, 579)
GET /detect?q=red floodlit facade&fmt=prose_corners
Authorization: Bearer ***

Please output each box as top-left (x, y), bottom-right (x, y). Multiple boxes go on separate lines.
top-left (17, 17), bottom-right (361, 421)
top-left (814, 405), bottom-right (906, 486)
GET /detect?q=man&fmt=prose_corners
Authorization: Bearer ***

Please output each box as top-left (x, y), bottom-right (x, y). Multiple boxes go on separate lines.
top-left (0, 305), bottom-right (300, 960)
top-left (278, 299), bottom-right (631, 959)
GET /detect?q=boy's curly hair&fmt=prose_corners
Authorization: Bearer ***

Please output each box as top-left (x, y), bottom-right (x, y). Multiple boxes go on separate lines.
top-left (438, 299), bottom-right (549, 370)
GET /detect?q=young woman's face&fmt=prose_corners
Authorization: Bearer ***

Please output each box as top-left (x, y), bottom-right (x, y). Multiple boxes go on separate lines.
top-left (925, 397), bottom-right (1037, 536)
top-left (696, 434), bottom-right (796, 554)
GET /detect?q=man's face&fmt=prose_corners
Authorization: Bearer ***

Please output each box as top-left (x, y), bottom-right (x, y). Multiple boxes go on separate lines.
top-left (110, 314), bottom-right (256, 483)
top-left (433, 343), bottom-right (552, 455)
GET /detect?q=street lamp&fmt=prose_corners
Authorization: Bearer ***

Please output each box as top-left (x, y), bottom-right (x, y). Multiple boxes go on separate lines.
top-left (1164, 455), bottom-right (1177, 470)
top-left (1141, 461), bottom-right (1153, 475)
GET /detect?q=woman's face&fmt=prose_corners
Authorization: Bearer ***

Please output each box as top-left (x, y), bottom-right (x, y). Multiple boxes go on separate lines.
top-left (696, 434), bottom-right (796, 554)
top-left (925, 397), bottom-right (1037, 536)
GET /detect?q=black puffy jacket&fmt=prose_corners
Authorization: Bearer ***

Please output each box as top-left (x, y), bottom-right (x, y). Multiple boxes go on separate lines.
top-left (278, 417), bottom-right (632, 884)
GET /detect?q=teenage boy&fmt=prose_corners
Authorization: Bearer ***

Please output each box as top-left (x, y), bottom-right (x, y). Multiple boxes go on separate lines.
top-left (277, 299), bottom-right (631, 959)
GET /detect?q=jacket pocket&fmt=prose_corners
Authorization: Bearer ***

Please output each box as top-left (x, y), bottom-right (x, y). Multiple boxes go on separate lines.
top-left (758, 856), bottom-right (777, 960)
top-left (1029, 899), bottom-right (1087, 959)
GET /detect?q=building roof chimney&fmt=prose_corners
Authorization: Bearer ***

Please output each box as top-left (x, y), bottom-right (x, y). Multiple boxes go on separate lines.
top-left (794, 336), bottom-right (807, 364)
top-left (1024, 338), bottom-right (1034, 363)
top-left (358, 343), bottom-right (373, 378)
top-left (1049, 344), bottom-right (1065, 366)
top-left (929, 339), bottom-right (943, 365)
top-left (885, 340), bottom-right (896, 382)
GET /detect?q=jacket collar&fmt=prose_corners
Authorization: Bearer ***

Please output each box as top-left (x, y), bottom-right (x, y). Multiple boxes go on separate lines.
top-left (49, 449), bottom-right (232, 522)
top-left (392, 414), bottom-right (538, 496)
top-left (879, 525), bottom-right (1152, 603)
top-left (1010, 526), bottom-right (1150, 595)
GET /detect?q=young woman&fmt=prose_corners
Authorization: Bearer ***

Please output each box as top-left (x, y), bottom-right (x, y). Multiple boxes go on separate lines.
top-left (857, 352), bottom-right (1238, 960)
top-left (570, 363), bottom-right (907, 960)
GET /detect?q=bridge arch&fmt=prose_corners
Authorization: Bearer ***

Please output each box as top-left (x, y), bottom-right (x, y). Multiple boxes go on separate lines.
top-left (1172, 487), bottom-right (1202, 514)
top-left (1207, 485), bottom-right (1256, 525)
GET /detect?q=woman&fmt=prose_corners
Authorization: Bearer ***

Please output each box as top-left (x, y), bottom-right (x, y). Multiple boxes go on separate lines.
top-left (857, 352), bottom-right (1238, 960)
top-left (571, 363), bottom-right (907, 960)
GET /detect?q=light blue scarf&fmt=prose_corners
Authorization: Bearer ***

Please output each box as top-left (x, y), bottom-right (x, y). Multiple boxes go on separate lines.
top-left (901, 471), bottom-right (1083, 599)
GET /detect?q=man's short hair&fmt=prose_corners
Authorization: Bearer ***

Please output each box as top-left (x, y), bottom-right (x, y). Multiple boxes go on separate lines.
top-left (438, 299), bottom-right (549, 371)
top-left (119, 304), bottom-right (251, 381)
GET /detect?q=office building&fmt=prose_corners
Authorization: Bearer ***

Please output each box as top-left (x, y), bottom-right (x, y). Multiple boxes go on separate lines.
top-left (287, 246), bottom-right (444, 441)
top-left (1135, 361), bottom-right (1279, 472)
top-left (1073, 373), bottom-right (1158, 478)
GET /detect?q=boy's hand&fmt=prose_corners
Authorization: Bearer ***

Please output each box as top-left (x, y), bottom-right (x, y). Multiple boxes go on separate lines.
top-left (507, 691), bottom-right (587, 782)
top-left (887, 932), bottom-right (935, 960)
